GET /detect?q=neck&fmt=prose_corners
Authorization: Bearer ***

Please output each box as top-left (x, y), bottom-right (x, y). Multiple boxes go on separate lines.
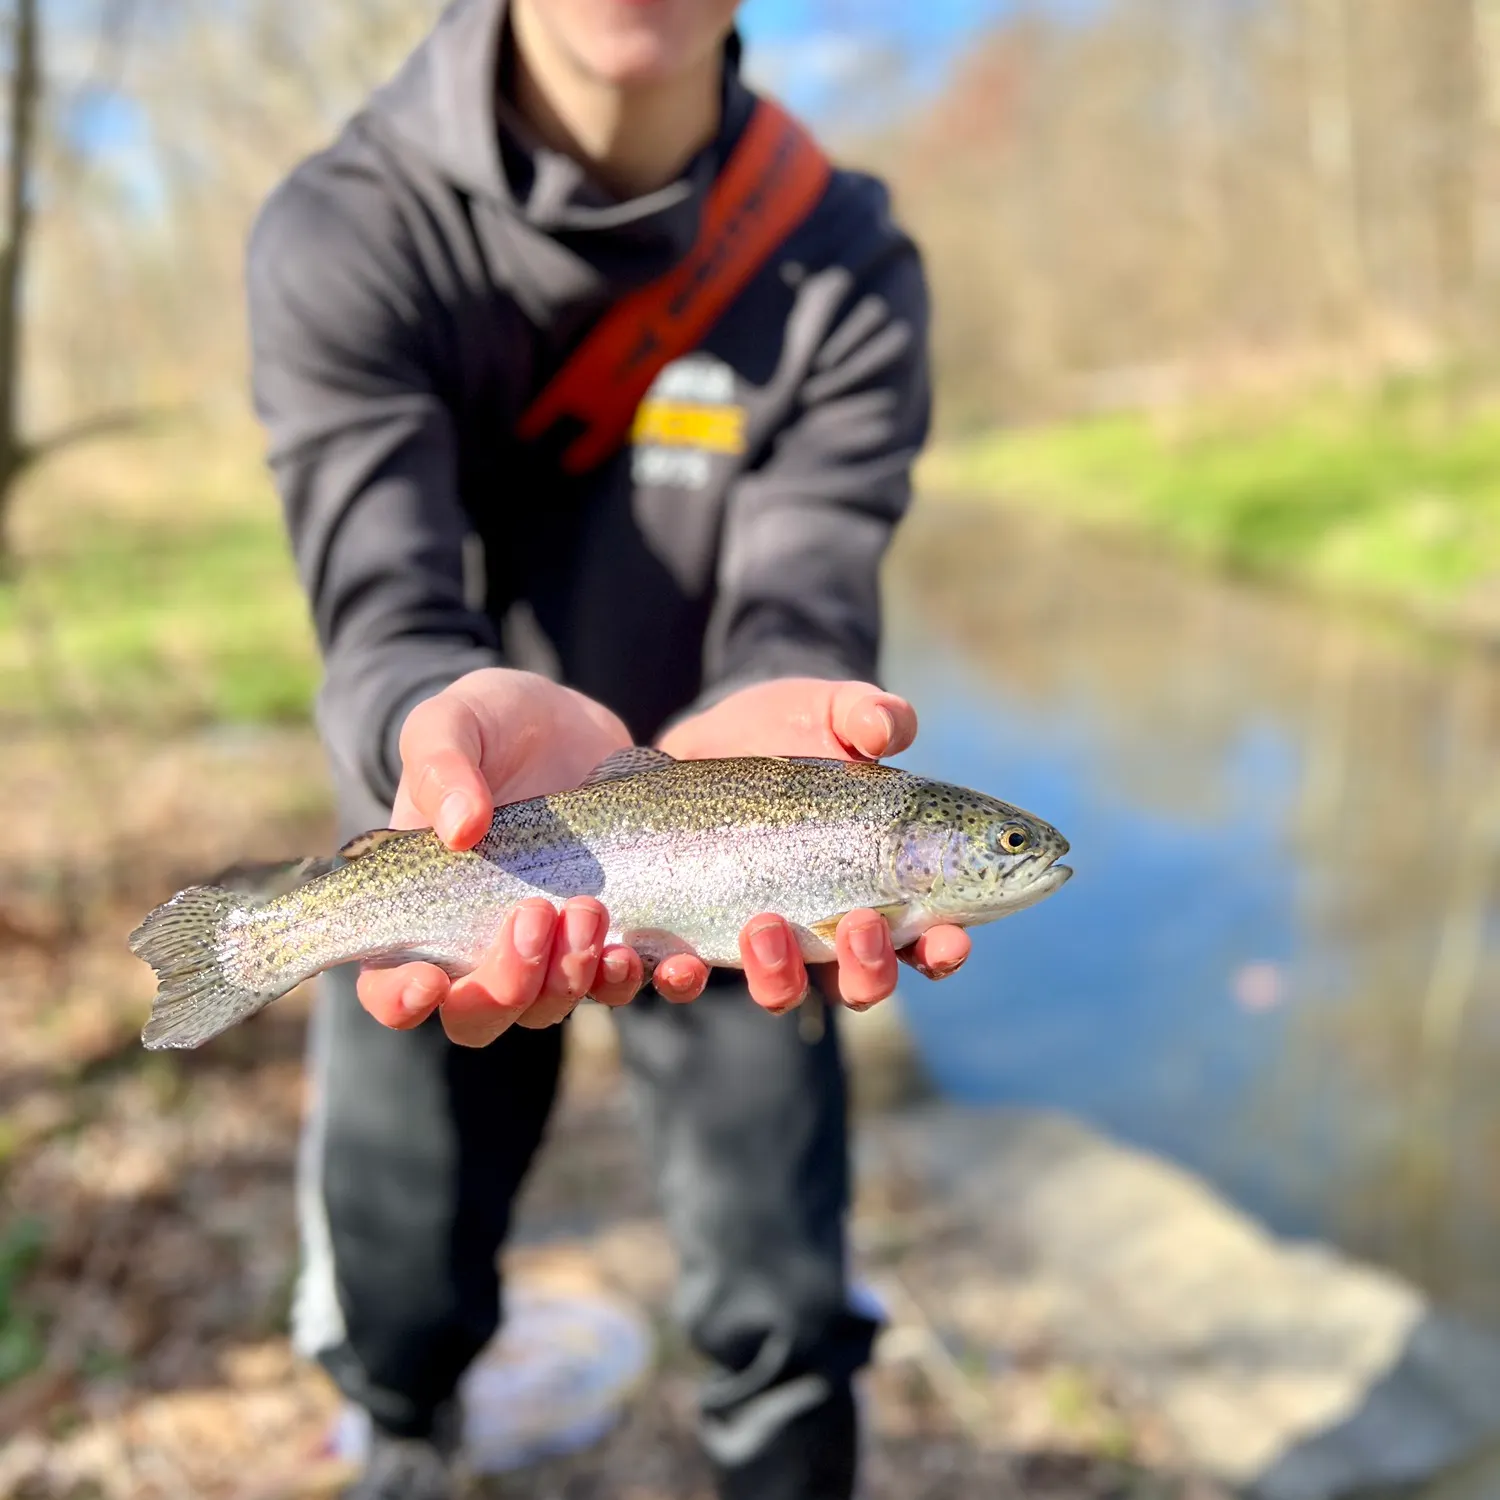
top-left (509, 1), bottom-right (723, 199)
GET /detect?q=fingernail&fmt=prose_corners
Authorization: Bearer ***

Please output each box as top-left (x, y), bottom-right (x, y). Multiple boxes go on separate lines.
top-left (437, 791), bottom-right (471, 843)
top-left (748, 922), bottom-right (789, 969)
top-left (513, 904), bottom-right (553, 962)
top-left (849, 921), bottom-right (885, 967)
top-left (401, 982), bottom-right (435, 1019)
top-left (565, 903), bottom-right (603, 952)
top-left (871, 705), bottom-right (896, 750)
top-left (601, 950), bottom-right (632, 987)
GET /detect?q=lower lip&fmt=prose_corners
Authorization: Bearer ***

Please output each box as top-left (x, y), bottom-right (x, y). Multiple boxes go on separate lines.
top-left (1008, 863), bottom-right (1072, 907)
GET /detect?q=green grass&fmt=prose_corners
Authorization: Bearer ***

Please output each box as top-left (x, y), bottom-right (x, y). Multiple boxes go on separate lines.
top-left (0, 434), bottom-right (319, 728)
top-left (922, 380), bottom-right (1500, 617)
top-left (0, 1215), bottom-right (49, 1387)
top-left (8, 382), bottom-right (1499, 730)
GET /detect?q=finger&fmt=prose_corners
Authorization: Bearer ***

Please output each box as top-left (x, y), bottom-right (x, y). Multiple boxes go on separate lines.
top-left (356, 961), bottom-right (451, 1029)
top-left (440, 899), bottom-right (557, 1046)
top-left (898, 924), bottom-right (972, 980)
top-left (590, 945), bottom-right (644, 1008)
top-left (829, 683), bottom-right (918, 761)
top-left (396, 695), bottom-right (492, 847)
top-left (516, 896), bottom-right (607, 1030)
top-left (832, 909), bottom-right (900, 1011)
top-left (740, 914), bottom-right (808, 1013)
top-left (653, 954), bottom-right (709, 1004)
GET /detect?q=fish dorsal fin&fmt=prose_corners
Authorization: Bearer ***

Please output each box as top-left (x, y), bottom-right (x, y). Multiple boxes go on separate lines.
top-left (336, 828), bottom-right (406, 862)
top-left (579, 747), bottom-right (677, 788)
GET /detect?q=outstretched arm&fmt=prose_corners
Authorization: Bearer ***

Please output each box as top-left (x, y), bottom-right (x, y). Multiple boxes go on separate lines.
top-left (654, 224), bottom-right (970, 1012)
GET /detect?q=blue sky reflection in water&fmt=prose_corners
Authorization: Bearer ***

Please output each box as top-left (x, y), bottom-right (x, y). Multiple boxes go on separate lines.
top-left (876, 512), bottom-right (1500, 1326)
top-left (881, 634), bottom-right (1311, 1199)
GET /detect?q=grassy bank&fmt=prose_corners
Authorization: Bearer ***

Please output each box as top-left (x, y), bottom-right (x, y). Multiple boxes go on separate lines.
top-left (9, 380), bottom-right (1500, 736)
top-left (0, 421), bottom-right (318, 729)
top-left (920, 379), bottom-right (1500, 631)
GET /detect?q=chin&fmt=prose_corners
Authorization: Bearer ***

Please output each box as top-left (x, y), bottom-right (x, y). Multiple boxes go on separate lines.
top-left (549, 0), bottom-right (740, 86)
top-left (576, 33), bottom-right (690, 86)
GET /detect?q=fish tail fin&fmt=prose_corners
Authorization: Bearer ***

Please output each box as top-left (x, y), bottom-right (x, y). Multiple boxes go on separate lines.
top-left (129, 886), bottom-right (279, 1050)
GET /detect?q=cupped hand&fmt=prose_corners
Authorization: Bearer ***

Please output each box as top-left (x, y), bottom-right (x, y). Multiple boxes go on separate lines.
top-left (652, 677), bottom-right (973, 1012)
top-left (356, 669), bottom-right (646, 1046)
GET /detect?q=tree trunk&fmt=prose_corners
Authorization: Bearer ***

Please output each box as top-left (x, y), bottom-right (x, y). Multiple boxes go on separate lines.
top-left (1303, 0), bottom-right (1366, 339)
top-left (1473, 0), bottom-right (1500, 315)
top-left (0, 0), bottom-right (38, 570)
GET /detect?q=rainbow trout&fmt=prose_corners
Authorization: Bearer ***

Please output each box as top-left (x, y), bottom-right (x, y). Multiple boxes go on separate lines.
top-left (130, 749), bottom-right (1072, 1051)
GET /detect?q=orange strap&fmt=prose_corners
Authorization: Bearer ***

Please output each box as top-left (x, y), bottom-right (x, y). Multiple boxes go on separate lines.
top-left (516, 98), bottom-right (832, 475)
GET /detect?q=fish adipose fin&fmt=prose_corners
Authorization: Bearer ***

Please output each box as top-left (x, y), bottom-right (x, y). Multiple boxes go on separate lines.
top-left (336, 829), bottom-right (408, 861)
top-left (579, 746), bottom-right (677, 787)
top-left (130, 886), bottom-right (279, 1051)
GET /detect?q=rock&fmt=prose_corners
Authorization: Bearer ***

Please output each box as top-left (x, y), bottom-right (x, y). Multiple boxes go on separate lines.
top-left (860, 1104), bottom-right (1500, 1500)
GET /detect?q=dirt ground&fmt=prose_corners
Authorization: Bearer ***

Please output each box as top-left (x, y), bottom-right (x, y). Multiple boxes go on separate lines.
top-left (0, 726), bottom-right (1226, 1500)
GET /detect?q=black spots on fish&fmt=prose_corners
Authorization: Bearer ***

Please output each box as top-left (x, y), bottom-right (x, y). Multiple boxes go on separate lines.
top-left (907, 786), bottom-right (973, 828)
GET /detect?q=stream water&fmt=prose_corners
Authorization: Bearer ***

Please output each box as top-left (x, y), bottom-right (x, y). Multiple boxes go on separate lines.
top-left (881, 500), bottom-right (1500, 1329)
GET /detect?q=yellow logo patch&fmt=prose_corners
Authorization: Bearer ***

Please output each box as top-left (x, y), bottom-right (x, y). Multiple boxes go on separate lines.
top-left (631, 354), bottom-right (746, 489)
top-left (631, 400), bottom-right (746, 455)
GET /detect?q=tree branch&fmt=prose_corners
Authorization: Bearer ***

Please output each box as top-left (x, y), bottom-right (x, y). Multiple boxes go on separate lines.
top-left (19, 405), bottom-right (179, 469)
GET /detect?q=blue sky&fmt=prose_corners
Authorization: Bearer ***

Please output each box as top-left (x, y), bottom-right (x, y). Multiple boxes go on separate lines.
top-left (61, 0), bottom-right (1087, 209)
top-left (737, 0), bottom-right (1021, 120)
top-left (736, 0), bottom-right (1106, 122)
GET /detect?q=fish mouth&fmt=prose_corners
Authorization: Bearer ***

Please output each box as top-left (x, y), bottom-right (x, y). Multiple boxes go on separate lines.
top-left (1020, 861), bottom-right (1071, 900)
top-left (991, 858), bottom-right (1072, 917)
top-left (942, 859), bottom-right (1074, 926)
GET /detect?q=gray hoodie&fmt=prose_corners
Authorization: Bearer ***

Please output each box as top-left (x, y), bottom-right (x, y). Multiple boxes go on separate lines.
top-left (245, 0), bottom-right (932, 832)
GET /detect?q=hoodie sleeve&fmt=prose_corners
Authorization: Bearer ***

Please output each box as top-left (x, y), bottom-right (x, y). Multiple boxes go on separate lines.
top-left (246, 168), bottom-right (503, 812)
top-left (687, 226), bottom-right (932, 720)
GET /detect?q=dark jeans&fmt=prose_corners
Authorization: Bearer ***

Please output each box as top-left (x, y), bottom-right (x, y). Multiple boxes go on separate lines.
top-left (292, 963), bottom-right (879, 1482)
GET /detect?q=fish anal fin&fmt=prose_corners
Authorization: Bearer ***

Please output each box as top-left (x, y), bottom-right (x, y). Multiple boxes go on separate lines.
top-left (579, 747), bottom-right (677, 788)
top-left (808, 904), bottom-right (909, 946)
top-left (337, 829), bottom-right (408, 862)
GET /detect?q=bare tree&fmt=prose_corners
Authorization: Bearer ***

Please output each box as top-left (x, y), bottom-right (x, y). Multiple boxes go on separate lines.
top-left (0, 0), bottom-right (165, 570)
top-left (1474, 0), bottom-right (1500, 301)
top-left (1302, 0), bottom-right (1366, 336)
top-left (0, 0), bottom-right (40, 564)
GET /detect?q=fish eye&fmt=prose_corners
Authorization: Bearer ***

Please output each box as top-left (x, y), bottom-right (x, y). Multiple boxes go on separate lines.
top-left (996, 824), bottom-right (1031, 854)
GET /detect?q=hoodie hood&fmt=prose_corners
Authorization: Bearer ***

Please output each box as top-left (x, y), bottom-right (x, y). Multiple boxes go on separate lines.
top-left (366, 0), bottom-right (753, 252)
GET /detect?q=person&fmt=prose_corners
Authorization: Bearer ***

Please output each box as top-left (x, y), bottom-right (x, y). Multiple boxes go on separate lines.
top-left (244, 1), bottom-right (971, 1496)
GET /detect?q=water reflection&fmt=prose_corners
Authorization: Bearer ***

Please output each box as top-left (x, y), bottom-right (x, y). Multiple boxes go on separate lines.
top-left (882, 500), bottom-right (1500, 1326)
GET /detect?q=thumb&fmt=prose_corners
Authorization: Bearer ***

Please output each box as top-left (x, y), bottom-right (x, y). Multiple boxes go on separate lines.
top-left (829, 683), bottom-right (917, 760)
top-left (394, 695), bottom-right (492, 847)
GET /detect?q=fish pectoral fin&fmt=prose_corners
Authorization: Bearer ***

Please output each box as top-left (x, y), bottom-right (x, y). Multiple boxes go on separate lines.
top-left (618, 928), bottom-right (696, 972)
top-left (579, 746), bottom-right (678, 788)
top-left (336, 828), bottom-right (409, 861)
top-left (808, 904), bottom-right (909, 946)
